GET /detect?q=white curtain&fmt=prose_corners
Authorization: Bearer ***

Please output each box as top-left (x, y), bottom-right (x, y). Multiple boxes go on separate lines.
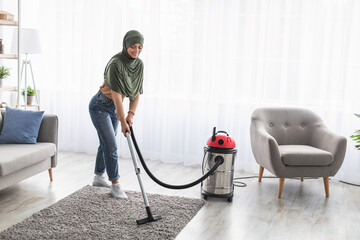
top-left (20, 0), bottom-right (360, 180)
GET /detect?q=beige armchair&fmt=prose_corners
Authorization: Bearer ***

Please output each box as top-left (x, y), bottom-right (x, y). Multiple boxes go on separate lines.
top-left (250, 107), bottom-right (347, 198)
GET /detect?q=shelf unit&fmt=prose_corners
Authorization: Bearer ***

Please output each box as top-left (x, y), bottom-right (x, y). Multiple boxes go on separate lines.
top-left (0, 18), bottom-right (16, 26)
top-left (0, 0), bottom-right (21, 109)
top-left (0, 53), bottom-right (17, 59)
top-left (0, 85), bottom-right (16, 91)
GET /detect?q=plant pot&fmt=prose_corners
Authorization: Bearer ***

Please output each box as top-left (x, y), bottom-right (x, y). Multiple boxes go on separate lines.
top-left (23, 95), bottom-right (35, 105)
top-left (0, 79), bottom-right (3, 88)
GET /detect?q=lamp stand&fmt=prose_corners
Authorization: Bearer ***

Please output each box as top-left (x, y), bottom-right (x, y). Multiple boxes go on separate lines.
top-left (19, 53), bottom-right (39, 110)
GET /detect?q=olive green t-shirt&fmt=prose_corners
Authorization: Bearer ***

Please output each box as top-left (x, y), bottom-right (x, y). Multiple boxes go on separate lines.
top-left (104, 53), bottom-right (144, 101)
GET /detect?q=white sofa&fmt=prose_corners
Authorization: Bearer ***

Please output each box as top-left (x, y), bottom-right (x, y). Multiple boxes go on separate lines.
top-left (0, 111), bottom-right (58, 190)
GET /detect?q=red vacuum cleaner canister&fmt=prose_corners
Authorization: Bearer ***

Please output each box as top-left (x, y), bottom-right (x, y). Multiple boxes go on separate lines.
top-left (206, 127), bottom-right (236, 149)
top-left (202, 127), bottom-right (237, 202)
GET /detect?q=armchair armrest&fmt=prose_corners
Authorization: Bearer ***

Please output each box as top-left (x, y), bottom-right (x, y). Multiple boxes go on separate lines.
top-left (311, 126), bottom-right (347, 171)
top-left (250, 123), bottom-right (282, 175)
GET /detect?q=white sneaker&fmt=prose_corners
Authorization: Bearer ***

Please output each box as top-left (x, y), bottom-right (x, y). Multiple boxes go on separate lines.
top-left (92, 174), bottom-right (111, 188)
top-left (111, 183), bottom-right (128, 200)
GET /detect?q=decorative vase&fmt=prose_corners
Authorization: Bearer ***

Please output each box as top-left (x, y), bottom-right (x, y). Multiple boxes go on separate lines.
top-left (0, 79), bottom-right (2, 87)
top-left (23, 95), bottom-right (35, 105)
top-left (27, 95), bottom-right (35, 105)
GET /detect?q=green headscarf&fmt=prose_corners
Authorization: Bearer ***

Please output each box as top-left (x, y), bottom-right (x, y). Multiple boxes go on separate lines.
top-left (104, 30), bottom-right (144, 100)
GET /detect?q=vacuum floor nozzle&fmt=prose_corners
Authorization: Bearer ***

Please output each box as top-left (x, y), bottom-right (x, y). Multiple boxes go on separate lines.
top-left (136, 207), bottom-right (163, 225)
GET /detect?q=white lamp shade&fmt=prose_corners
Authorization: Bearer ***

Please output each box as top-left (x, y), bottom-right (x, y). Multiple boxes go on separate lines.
top-left (11, 28), bottom-right (42, 54)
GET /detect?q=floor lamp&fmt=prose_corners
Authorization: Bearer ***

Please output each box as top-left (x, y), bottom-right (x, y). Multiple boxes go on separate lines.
top-left (11, 28), bottom-right (41, 110)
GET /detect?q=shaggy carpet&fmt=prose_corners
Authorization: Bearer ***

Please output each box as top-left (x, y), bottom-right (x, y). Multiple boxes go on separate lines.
top-left (0, 185), bottom-right (205, 240)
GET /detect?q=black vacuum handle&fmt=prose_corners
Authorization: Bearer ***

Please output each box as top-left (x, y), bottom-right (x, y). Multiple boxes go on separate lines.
top-left (211, 127), bottom-right (216, 141)
top-left (212, 127), bottom-right (229, 141)
top-left (216, 130), bottom-right (229, 136)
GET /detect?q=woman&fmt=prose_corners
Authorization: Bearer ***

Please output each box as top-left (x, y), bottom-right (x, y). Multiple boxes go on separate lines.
top-left (89, 30), bottom-right (144, 199)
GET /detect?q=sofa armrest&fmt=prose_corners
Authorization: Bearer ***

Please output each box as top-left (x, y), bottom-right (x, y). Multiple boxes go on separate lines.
top-left (37, 114), bottom-right (59, 167)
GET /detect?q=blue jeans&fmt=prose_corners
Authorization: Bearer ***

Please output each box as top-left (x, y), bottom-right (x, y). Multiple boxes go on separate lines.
top-left (89, 91), bottom-right (120, 181)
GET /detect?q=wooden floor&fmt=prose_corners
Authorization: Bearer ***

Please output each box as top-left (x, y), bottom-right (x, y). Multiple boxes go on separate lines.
top-left (1, 151), bottom-right (360, 240)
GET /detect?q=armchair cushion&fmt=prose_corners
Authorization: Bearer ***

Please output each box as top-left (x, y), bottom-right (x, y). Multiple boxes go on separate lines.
top-left (279, 145), bottom-right (333, 166)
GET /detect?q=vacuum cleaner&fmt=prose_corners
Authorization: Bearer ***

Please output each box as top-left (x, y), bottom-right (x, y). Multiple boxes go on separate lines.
top-left (201, 127), bottom-right (237, 202)
top-left (125, 126), bottom-right (237, 224)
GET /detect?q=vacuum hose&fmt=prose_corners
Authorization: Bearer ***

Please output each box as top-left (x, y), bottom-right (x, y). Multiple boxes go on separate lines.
top-left (129, 126), bottom-right (224, 189)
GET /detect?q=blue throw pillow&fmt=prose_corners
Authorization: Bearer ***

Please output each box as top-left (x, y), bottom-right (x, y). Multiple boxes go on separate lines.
top-left (0, 107), bottom-right (45, 144)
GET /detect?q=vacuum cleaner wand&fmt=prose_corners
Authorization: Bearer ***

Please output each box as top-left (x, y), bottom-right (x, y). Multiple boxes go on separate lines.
top-left (125, 132), bottom-right (162, 225)
top-left (125, 125), bottom-right (225, 224)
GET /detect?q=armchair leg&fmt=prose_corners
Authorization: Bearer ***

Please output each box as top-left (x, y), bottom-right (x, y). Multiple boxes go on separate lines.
top-left (48, 168), bottom-right (53, 181)
top-left (323, 177), bottom-right (329, 197)
top-left (300, 177), bottom-right (304, 181)
top-left (278, 178), bottom-right (285, 198)
top-left (258, 166), bottom-right (264, 182)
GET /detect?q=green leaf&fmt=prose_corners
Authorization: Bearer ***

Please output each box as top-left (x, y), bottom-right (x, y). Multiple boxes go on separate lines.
top-left (350, 135), bottom-right (360, 140)
top-left (21, 85), bottom-right (36, 96)
top-left (350, 114), bottom-right (360, 150)
top-left (0, 65), bottom-right (10, 79)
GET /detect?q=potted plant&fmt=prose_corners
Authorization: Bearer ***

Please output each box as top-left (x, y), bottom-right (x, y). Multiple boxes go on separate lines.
top-left (350, 113), bottom-right (360, 150)
top-left (21, 85), bottom-right (36, 105)
top-left (0, 65), bottom-right (10, 88)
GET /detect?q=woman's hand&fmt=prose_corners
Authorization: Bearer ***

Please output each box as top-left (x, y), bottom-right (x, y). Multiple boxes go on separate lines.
top-left (120, 120), bottom-right (130, 137)
top-left (126, 115), bottom-right (134, 127)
